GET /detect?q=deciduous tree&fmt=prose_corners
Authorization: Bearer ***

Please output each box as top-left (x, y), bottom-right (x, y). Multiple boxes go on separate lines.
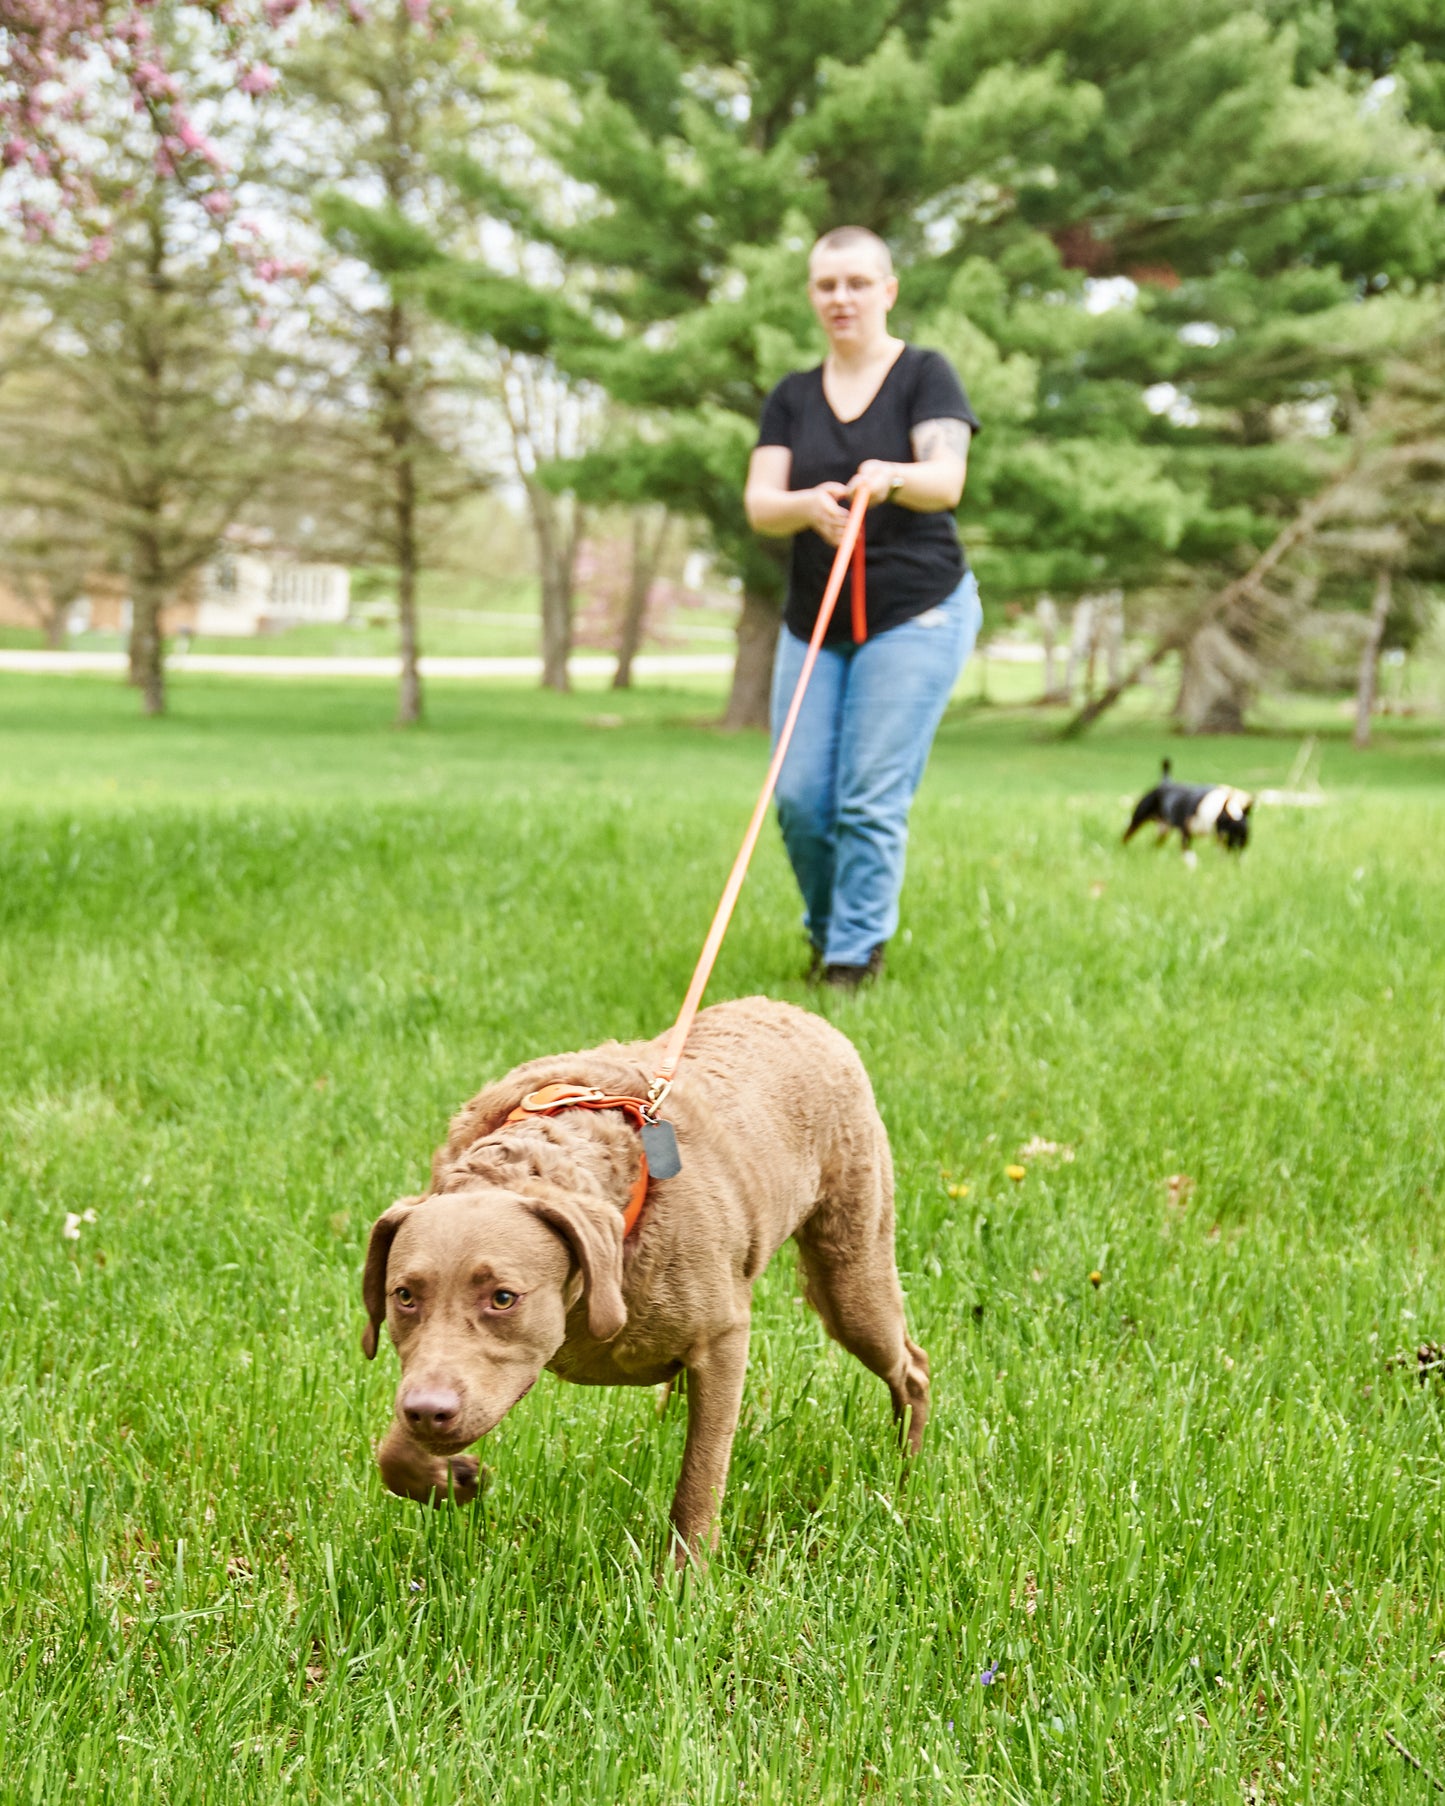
top-left (0, 63), bottom-right (294, 713)
top-left (278, 0), bottom-right (501, 724)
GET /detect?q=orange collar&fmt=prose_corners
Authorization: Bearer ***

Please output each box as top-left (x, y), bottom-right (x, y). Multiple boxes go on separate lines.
top-left (504, 1083), bottom-right (653, 1237)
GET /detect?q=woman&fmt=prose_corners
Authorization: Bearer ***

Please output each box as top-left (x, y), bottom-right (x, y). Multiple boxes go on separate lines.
top-left (744, 225), bottom-right (982, 989)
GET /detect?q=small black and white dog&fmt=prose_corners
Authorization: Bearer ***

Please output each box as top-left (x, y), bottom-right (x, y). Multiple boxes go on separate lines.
top-left (1123, 760), bottom-right (1253, 855)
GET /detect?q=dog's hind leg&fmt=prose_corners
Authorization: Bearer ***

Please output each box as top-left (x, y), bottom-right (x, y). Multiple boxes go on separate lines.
top-left (795, 1166), bottom-right (930, 1454)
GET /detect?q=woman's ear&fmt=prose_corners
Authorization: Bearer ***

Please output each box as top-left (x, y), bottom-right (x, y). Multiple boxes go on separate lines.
top-left (523, 1192), bottom-right (626, 1342)
top-left (361, 1196), bottom-right (424, 1359)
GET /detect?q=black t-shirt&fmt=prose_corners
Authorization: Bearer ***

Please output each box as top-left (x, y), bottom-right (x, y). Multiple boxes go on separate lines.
top-left (756, 344), bottom-right (980, 643)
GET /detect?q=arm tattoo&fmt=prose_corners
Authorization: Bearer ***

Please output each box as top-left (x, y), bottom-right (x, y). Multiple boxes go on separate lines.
top-left (911, 417), bottom-right (971, 463)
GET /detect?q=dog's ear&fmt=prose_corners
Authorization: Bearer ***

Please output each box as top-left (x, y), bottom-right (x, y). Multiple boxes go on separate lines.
top-left (361, 1196), bottom-right (425, 1359)
top-left (523, 1192), bottom-right (626, 1342)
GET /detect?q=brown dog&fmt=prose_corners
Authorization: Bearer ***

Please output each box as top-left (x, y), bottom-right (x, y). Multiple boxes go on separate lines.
top-left (361, 996), bottom-right (929, 1560)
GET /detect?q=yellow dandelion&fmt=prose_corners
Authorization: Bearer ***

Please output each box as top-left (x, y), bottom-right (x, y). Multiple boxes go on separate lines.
top-left (1006, 1164), bottom-right (1027, 1182)
top-left (948, 1183), bottom-right (970, 1199)
top-left (1088, 1270), bottom-right (1103, 1288)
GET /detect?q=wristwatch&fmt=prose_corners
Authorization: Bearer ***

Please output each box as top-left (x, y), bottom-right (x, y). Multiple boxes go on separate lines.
top-left (887, 466), bottom-right (905, 499)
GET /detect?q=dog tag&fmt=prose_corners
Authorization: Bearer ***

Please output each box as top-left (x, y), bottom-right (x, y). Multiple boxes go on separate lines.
top-left (640, 1119), bottom-right (682, 1180)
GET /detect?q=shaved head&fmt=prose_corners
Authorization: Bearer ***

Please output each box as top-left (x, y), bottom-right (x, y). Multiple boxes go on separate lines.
top-left (809, 226), bottom-right (894, 278)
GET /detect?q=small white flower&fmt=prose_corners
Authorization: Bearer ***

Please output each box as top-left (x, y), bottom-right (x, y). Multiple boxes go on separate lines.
top-left (61, 1208), bottom-right (97, 1242)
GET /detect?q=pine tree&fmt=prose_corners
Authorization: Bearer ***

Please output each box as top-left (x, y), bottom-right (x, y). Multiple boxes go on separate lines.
top-left (472, 0), bottom-right (1444, 726)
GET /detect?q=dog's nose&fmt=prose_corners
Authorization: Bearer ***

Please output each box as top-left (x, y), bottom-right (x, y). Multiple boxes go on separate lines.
top-left (401, 1386), bottom-right (462, 1433)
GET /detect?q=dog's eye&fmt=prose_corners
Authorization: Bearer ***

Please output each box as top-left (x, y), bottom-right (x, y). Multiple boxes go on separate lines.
top-left (392, 1286), bottom-right (415, 1307)
top-left (490, 1290), bottom-right (518, 1310)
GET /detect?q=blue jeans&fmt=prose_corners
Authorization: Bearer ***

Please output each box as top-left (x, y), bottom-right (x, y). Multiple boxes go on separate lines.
top-left (770, 572), bottom-right (982, 968)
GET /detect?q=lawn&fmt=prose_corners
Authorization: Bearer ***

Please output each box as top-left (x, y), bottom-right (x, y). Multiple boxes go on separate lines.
top-left (1, 673), bottom-right (1442, 1803)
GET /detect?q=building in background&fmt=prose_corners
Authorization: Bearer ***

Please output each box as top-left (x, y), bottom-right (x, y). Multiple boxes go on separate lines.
top-left (0, 536), bottom-right (349, 639)
top-left (190, 547), bottom-right (350, 637)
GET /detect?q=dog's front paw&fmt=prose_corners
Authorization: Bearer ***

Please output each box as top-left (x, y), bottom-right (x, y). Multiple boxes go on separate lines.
top-left (441, 1454), bottom-right (489, 1506)
top-left (377, 1421), bottom-right (490, 1506)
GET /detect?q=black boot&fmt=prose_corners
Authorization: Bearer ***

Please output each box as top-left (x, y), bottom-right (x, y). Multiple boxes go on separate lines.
top-left (821, 945), bottom-right (886, 991)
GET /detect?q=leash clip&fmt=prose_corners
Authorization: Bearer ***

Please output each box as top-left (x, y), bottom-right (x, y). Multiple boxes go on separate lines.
top-left (644, 1076), bottom-right (672, 1121)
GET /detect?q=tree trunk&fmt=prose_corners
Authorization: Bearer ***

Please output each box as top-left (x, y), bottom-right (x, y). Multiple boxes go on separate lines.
top-left (722, 587), bottom-right (780, 730)
top-left (527, 479), bottom-right (584, 693)
top-left (394, 432), bottom-right (422, 726)
top-left (613, 507), bottom-right (670, 690)
top-left (396, 530), bottom-right (422, 726)
top-left (129, 568), bottom-right (166, 717)
top-left (1036, 596), bottom-right (1060, 700)
top-left (386, 300), bottom-right (423, 727)
top-left (19, 578), bottom-right (69, 650)
top-left (1064, 597), bottom-right (1095, 701)
top-left (1102, 591), bottom-right (1124, 687)
top-left (1174, 621), bottom-right (1255, 733)
top-left (1353, 568), bottom-right (1392, 750)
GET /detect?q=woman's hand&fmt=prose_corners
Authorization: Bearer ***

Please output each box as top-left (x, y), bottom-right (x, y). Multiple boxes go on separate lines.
top-left (848, 460), bottom-right (901, 507)
top-left (745, 449), bottom-right (855, 542)
top-left (801, 481), bottom-right (851, 546)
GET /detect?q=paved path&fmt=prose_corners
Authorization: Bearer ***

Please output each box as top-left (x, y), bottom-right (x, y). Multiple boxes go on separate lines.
top-left (0, 640), bottom-right (1051, 680)
top-left (0, 650), bottom-right (735, 679)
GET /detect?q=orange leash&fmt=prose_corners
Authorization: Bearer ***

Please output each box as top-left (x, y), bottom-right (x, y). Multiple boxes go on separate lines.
top-left (507, 489), bottom-right (870, 1237)
top-left (651, 486), bottom-right (870, 1101)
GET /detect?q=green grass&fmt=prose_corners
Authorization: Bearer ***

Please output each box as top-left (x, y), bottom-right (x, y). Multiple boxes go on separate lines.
top-left (1, 674), bottom-right (1442, 1803)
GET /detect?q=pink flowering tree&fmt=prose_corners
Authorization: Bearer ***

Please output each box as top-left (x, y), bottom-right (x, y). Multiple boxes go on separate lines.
top-left (3, 2), bottom-right (272, 233)
top-left (0, 1), bottom-right (429, 235)
top-left (0, 7), bottom-right (309, 715)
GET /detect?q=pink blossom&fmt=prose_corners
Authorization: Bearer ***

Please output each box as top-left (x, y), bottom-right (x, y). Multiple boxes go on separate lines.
top-left (169, 111), bottom-right (224, 167)
top-left (404, 0), bottom-right (431, 19)
top-left (21, 205), bottom-right (56, 243)
top-left (1, 0), bottom-right (381, 236)
top-left (133, 60), bottom-right (180, 100)
top-left (201, 189), bottom-right (235, 218)
top-left (74, 233), bottom-right (114, 271)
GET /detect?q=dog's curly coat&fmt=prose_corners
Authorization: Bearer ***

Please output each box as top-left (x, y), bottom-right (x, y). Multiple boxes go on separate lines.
top-left (362, 996), bottom-right (929, 1560)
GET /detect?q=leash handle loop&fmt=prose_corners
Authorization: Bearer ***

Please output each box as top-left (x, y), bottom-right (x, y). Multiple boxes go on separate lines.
top-left (653, 488), bottom-right (870, 1088)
